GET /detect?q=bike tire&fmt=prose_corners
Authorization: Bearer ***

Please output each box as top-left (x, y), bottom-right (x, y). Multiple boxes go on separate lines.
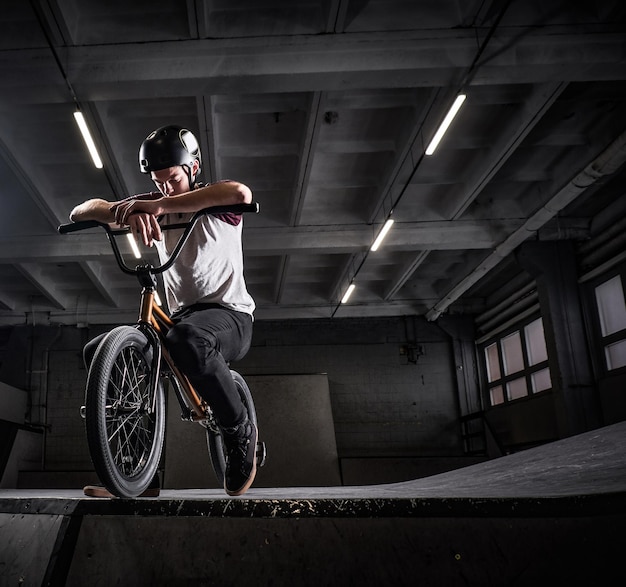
top-left (206, 370), bottom-right (257, 487)
top-left (85, 325), bottom-right (165, 498)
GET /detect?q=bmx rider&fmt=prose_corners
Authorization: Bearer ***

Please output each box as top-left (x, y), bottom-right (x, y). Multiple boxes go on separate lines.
top-left (70, 125), bottom-right (258, 497)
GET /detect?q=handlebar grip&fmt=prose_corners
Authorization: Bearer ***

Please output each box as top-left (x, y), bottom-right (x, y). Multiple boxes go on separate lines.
top-left (58, 220), bottom-right (106, 234)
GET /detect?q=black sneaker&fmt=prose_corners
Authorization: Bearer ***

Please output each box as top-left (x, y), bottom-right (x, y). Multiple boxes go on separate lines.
top-left (222, 418), bottom-right (258, 496)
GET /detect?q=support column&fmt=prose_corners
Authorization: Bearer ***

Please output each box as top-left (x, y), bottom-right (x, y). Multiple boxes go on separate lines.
top-left (516, 241), bottom-right (600, 436)
top-left (438, 315), bottom-right (480, 417)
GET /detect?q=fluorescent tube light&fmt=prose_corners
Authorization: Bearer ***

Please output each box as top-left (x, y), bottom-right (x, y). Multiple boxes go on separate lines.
top-left (126, 233), bottom-right (142, 259)
top-left (425, 94), bottom-right (467, 156)
top-left (341, 283), bottom-right (356, 304)
top-left (370, 218), bottom-right (395, 252)
top-left (73, 111), bottom-right (104, 169)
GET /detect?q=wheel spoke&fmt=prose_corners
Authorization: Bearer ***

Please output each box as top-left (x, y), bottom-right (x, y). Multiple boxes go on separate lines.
top-left (104, 345), bottom-right (156, 477)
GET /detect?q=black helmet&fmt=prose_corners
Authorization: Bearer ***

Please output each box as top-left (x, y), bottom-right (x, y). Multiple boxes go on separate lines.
top-left (139, 125), bottom-right (201, 175)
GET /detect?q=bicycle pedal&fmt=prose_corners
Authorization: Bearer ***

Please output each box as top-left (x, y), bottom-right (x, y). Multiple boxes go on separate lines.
top-left (79, 405), bottom-right (86, 419)
top-left (256, 441), bottom-right (267, 467)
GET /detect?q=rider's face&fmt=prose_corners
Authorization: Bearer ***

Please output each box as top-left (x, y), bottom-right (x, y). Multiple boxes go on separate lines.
top-left (151, 167), bottom-right (188, 196)
top-left (151, 161), bottom-right (197, 196)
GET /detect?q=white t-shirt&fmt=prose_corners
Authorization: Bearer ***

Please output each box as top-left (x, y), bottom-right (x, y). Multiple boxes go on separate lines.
top-left (129, 190), bottom-right (255, 316)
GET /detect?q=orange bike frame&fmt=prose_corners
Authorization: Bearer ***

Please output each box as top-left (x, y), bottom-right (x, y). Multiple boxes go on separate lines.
top-left (138, 288), bottom-right (208, 421)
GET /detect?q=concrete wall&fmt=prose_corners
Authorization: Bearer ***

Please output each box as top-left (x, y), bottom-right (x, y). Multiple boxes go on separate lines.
top-left (239, 316), bottom-right (463, 458)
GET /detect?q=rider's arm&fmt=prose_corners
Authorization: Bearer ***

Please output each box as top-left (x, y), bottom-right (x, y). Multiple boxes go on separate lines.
top-left (153, 181), bottom-right (252, 216)
top-left (69, 198), bottom-right (116, 223)
top-left (110, 180), bottom-right (251, 226)
top-left (70, 192), bottom-right (161, 229)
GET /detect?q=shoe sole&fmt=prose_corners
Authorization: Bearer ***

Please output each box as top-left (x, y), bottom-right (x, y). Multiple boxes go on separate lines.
top-left (224, 426), bottom-right (258, 497)
top-left (83, 485), bottom-right (160, 498)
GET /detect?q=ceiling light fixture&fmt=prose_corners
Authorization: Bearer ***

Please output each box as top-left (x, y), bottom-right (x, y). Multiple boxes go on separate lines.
top-left (341, 283), bottom-right (356, 304)
top-left (425, 94), bottom-right (467, 156)
top-left (73, 111), bottom-right (104, 169)
top-left (126, 233), bottom-right (142, 259)
top-left (370, 218), bottom-right (395, 252)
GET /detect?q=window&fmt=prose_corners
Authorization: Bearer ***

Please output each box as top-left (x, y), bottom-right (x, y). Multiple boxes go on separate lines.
top-left (482, 317), bottom-right (552, 406)
top-left (594, 274), bottom-right (626, 371)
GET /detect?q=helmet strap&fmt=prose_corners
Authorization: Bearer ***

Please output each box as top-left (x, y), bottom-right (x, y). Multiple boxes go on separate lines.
top-left (182, 164), bottom-right (197, 189)
top-left (184, 159), bottom-right (201, 189)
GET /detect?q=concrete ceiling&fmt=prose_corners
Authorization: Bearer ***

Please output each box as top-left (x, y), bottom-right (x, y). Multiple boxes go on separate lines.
top-left (0, 0), bottom-right (625, 325)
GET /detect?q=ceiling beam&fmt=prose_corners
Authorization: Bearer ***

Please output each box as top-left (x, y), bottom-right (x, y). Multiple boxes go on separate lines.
top-left (443, 81), bottom-right (569, 220)
top-left (384, 251), bottom-right (430, 301)
top-left (0, 235), bottom-right (136, 262)
top-left (273, 256), bottom-right (290, 305)
top-left (0, 291), bottom-right (18, 311)
top-left (1, 27), bottom-right (623, 106)
top-left (426, 129), bottom-right (626, 320)
top-left (0, 218), bottom-right (589, 263)
top-left (290, 91), bottom-right (325, 226)
top-left (197, 95), bottom-right (218, 183)
top-left (47, 29), bottom-right (625, 100)
top-left (246, 219), bottom-right (526, 254)
top-left (16, 263), bottom-right (71, 310)
top-left (79, 261), bottom-right (122, 308)
top-left (270, 92), bottom-right (327, 304)
top-left (0, 135), bottom-right (62, 230)
top-left (1, 296), bottom-right (451, 326)
top-left (380, 81), bottom-right (569, 298)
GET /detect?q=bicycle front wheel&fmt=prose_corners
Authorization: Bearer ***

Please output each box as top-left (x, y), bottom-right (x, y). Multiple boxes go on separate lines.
top-left (85, 325), bottom-right (165, 498)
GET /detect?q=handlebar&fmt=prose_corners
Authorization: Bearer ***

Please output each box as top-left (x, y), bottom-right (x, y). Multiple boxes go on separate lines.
top-left (58, 202), bottom-right (259, 277)
top-left (58, 219), bottom-right (103, 234)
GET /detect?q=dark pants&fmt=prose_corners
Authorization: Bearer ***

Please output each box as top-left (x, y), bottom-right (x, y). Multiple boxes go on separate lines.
top-left (84, 304), bottom-right (253, 429)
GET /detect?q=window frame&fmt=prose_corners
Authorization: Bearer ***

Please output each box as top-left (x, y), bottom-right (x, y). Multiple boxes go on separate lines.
top-left (479, 314), bottom-right (552, 407)
top-left (585, 266), bottom-right (626, 377)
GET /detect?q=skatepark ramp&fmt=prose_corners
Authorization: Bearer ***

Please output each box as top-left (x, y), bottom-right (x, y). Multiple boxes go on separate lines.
top-left (1, 421), bottom-right (625, 586)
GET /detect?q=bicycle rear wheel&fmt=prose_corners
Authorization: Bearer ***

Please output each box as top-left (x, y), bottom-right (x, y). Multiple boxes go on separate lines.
top-left (85, 325), bottom-right (165, 498)
top-left (206, 370), bottom-right (258, 486)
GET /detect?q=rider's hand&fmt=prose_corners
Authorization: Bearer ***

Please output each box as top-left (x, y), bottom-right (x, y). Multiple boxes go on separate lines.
top-left (110, 198), bottom-right (165, 225)
top-left (127, 212), bottom-right (162, 247)
top-left (110, 199), bottom-right (164, 246)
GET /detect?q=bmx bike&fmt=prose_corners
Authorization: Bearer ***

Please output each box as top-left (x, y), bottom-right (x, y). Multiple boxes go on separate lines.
top-left (58, 202), bottom-right (265, 498)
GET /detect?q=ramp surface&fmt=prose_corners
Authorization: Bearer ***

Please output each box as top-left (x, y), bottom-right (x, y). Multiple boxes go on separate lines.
top-left (1, 422), bottom-right (625, 586)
